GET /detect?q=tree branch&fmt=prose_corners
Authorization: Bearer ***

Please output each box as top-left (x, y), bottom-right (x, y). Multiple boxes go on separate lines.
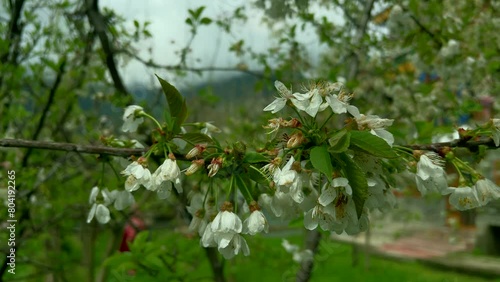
top-left (1, 139), bottom-right (146, 157)
top-left (400, 6), bottom-right (442, 49)
top-left (204, 247), bottom-right (226, 282)
top-left (405, 138), bottom-right (497, 153)
top-left (0, 0), bottom-right (25, 64)
top-left (347, 0), bottom-right (375, 81)
top-left (21, 58), bottom-right (66, 166)
top-left (125, 50), bottom-right (269, 79)
top-left (296, 230), bottom-right (321, 282)
top-left (1, 137), bottom-right (497, 160)
top-left (85, 0), bottom-right (129, 96)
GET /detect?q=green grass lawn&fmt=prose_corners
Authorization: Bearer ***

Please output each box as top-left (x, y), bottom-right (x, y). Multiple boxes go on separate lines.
top-left (103, 229), bottom-right (499, 282)
top-left (227, 235), bottom-right (497, 282)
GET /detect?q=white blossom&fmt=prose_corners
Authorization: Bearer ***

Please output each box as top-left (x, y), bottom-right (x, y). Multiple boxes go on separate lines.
top-left (211, 211), bottom-right (243, 234)
top-left (475, 178), bottom-right (500, 206)
top-left (331, 195), bottom-right (359, 234)
top-left (113, 190), bottom-right (135, 210)
top-left (187, 193), bottom-right (209, 236)
top-left (217, 233), bottom-right (250, 259)
top-left (122, 105), bottom-right (144, 132)
top-left (282, 239), bottom-right (299, 253)
top-left (189, 215), bottom-right (208, 237)
top-left (492, 118), bottom-right (500, 146)
top-left (281, 239), bottom-right (313, 263)
top-left (243, 210), bottom-right (269, 235)
top-left (152, 159), bottom-right (182, 194)
top-left (263, 81), bottom-right (293, 113)
top-left (122, 161), bottom-right (152, 192)
top-left (444, 186), bottom-right (480, 211)
top-left (87, 186), bottom-right (113, 224)
top-left (355, 114), bottom-right (394, 146)
top-left (211, 211), bottom-right (243, 250)
top-left (201, 122), bottom-right (221, 136)
top-left (270, 157), bottom-right (304, 202)
top-left (263, 97), bottom-right (288, 113)
top-left (291, 88), bottom-right (326, 117)
top-left (325, 93), bottom-right (360, 117)
top-left (259, 192), bottom-right (296, 219)
top-left (415, 154), bottom-right (448, 195)
top-left (318, 178), bottom-right (350, 206)
top-left (303, 204), bottom-right (335, 231)
top-left (201, 222), bottom-right (217, 247)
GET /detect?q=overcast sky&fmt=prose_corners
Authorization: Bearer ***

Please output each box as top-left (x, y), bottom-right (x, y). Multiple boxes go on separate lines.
top-left (101, 0), bottom-right (334, 88)
top-left (101, 0), bottom-right (275, 87)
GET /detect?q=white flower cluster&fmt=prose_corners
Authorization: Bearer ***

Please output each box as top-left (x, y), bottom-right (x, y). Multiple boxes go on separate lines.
top-left (259, 82), bottom-right (399, 234)
top-left (263, 81), bottom-right (394, 146)
top-left (197, 201), bottom-right (269, 259)
top-left (121, 158), bottom-right (183, 199)
top-left (87, 186), bottom-right (135, 224)
top-left (87, 84), bottom-right (499, 262)
top-left (259, 156), bottom-right (374, 235)
top-left (415, 152), bottom-right (500, 211)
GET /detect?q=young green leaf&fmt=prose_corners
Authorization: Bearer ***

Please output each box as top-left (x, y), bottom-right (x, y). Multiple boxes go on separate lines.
top-left (328, 129), bottom-right (351, 153)
top-left (349, 130), bottom-right (398, 159)
top-left (200, 17), bottom-right (212, 25)
top-left (339, 153), bottom-right (368, 219)
top-left (155, 75), bottom-right (188, 129)
top-left (235, 174), bottom-right (253, 201)
top-left (310, 146), bottom-right (333, 180)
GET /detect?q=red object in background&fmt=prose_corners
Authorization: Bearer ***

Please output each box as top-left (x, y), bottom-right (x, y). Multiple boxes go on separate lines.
top-left (119, 216), bottom-right (146, 252)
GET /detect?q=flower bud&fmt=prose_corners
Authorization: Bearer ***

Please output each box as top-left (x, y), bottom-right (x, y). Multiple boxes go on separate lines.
top-left (207, 157), bottom-right (223, 177)
top-left (185, 159), bottom-right (205, 176)
top-left (186, 144), bottom-right (207, 159)
top-left (287, 132), bottom-right (306, 148)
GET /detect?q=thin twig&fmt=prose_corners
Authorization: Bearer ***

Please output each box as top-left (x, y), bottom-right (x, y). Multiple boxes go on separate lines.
top-left (21, 58), bottom-right (66, 165)
top-left (85, 0), bottom-right (129, 96)
top-left (125, 50), bottom-right (269, 79)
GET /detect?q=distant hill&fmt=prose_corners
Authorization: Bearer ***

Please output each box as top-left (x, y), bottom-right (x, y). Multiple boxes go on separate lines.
top-left (128, 73), bottom-right (274, 104)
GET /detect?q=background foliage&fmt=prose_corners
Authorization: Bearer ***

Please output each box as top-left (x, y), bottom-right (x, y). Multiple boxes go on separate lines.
top-left (0, 0), bottom-right (499, 281)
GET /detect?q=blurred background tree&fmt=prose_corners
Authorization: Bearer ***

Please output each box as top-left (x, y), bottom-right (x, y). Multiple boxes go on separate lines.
top-left (0, 0), bottom-right (499, 281)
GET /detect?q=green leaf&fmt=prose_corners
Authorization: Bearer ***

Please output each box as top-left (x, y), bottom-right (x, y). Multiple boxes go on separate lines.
top-left (339, 153), bottom-right (368, 219)
top-left (349, 131), bottom-right (398, 159)
top-left (179, 132), bottom-right (213, 145)
top-left (155, 75), bottom-right (188, 130)
top-left (310, 146), bottom-right (333, 180)
top-left (243, 152), bottom-right (269, 164)
top-left (143, 255), bottom-right (164, 270)
top-left (192, 6), bottom-right (205, 19)
top-left (328, 129), bottom-right (351, 153)
top-left (103, 252), bottom-right (133, 267)
top-left (200, 17), bottom-right (212, 25)
top-left (235, 174), bottom-right (253, 201)
top-left (414, 121), bottom-right (434, 143)
top-left (129, 231), bottom-right (149, 253)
